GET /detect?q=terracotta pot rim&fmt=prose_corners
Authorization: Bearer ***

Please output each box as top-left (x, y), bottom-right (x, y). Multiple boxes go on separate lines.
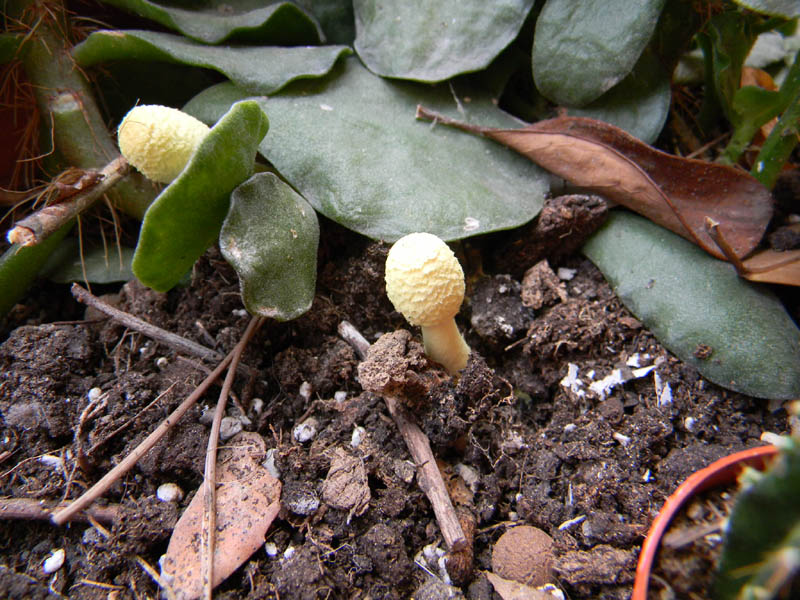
top-left (632, 444), bottom-right (778, 600)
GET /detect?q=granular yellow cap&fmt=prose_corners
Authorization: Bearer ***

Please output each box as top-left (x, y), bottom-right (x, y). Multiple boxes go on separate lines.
top-left (385, 232), bottom-right (465, 327)
top-left (117, 105), bottom-right (210, 183)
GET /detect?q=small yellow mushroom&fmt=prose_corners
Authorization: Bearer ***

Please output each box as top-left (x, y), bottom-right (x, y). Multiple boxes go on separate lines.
top-left (117, 105), bottom-right (210, 184)
top-left (384, 232), bottom-right (470, 374)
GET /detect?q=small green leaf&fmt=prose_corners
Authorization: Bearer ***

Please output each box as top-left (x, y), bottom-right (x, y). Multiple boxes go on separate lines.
top-left (583, 211), bottom-right (800, 400)
top-left (751, 51), bottom-right (800, 188)
top-left (184, 58), bottom-right (548, 242)
top-left (99, 0), bottom-right (322, 45)
top-left (353, 0), bottom-right (535, 82)
top-left (567, 49), bottom-right (670, 143)
top-left (532, 0), bottom-right (666, 106)
top-left (697, 10), bottom-right (759, 128)
top-left (73, 30), bottom-right (350, 95)
top-left (220, 173), bottom-right (319, 321)
top-left (132, 100), bottom-right (268, 292)
top-left (42, 240), bottom-right (135, 284)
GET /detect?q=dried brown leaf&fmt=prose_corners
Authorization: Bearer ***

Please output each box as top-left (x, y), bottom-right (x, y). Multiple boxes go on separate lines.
top-left (160, 432), bottom-right (281, 600)
top-left (416, 108), bottom-right (772, 260)
top-left (485, 572), bottom-right (561, 600)
top-left (742, 248), bottom-right (800, 286)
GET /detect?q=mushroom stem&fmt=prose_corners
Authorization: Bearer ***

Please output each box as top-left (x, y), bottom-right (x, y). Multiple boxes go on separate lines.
top-left (421, 319), bottom-right (470, 374)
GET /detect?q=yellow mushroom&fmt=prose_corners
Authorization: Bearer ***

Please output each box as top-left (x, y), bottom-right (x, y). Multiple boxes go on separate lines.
top-left (117, 105), bottom-right (210, 184)
top-left (384, 232), bottom-right (470, 374)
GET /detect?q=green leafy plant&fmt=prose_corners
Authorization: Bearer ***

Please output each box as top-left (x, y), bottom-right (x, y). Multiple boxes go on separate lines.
top-left (2, 0), bottom-right (799, 399)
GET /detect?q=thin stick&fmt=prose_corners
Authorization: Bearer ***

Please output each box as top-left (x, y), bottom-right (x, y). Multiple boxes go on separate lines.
top-left (51, 348), bottom-right (236, 526)
top-left (383, 395), bottom-right (467, 552)
top-left (704, 217), bottom-right (747, 275)
top-left (6, 156), bottom-right (130, 246)
top-left (71, 283), bottom-right (227, 366)
top-left (201, 316), bottom-right (263, 600)
top-left (0, 497), bottom-right (119, 525)
top-left (337, 320), bottom-right (370, 360)
top-left (337, 321), bottom-right (466, 552)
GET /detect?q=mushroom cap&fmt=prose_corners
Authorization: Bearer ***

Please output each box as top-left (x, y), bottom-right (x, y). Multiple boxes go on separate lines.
top-left (117, 105), bottom-right (210, 184)
top-left (385, 232), bottom-right (465, 327)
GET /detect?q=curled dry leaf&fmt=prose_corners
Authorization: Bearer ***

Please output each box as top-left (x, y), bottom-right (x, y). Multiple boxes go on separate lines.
top-left (160, 432), bottom-right (281, 600)
top-left (416, 107), bottom-right (772, 261)
top-left (741, 249), bottom-right (800, 286)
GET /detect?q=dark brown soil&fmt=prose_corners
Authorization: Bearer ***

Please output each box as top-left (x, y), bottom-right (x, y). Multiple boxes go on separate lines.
top-left (0, 202), bottom-right (792, 599)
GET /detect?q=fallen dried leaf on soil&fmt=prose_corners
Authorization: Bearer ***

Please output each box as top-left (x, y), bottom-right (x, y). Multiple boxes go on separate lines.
top-left (485, 572), bottom-right (562, 600)
top-left (416, 108), bottom-right (772, 261)
top-left (160, 431), bottom-right (281, 600)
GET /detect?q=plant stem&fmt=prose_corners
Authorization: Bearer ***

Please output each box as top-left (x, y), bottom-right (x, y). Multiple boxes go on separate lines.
top-left (751, 51), bottom-right (800, 189)
top-left (10, 0), bottom-right (155, 219)
top-left (71, 283), bottom-right (230, 366)
top-left (51, 347), bottom-right (237, 526)
top-left (7, 156), bottom-right (130, 246)
top-left (201, 316), bottom-right (263, 600)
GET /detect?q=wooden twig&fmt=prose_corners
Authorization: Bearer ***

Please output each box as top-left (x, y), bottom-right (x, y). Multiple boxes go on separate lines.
top-left (383, 395), bottom-right (467, 552)
top-left (51, 347), bottom-right (237, 526)
top-left (201, 316), bottom-right (263, 600)
top-left (6, 156), bottom-right (130, 246)
top-left (0, 497), bottom-right (119, 525)
top-left (338, 322), bottom-right (467, 552)
top-left (337, 320), bottom-right (370, 360)
top-left (71, 284), bottom-right (245, 371)
top-left (704, 217), bottom-right (748, 275)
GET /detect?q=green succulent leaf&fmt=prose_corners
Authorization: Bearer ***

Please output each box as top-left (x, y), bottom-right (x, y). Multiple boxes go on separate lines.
top-left (732, 0), bottom-right (800, 18)
top-left (220, 173), bottom-right (319, 321)
top-left (99, 0), bottom-right (322, 45)
top-left (43, 240), bottom-right (135, 284)
top-left (583, 211), bottom-right (800, 400)
top-left (132, 100), bottom-right (269, 292)
top-left (715, 438), bottom-right (800, 598)
top-left (0, 223), bottom-right (73, 317)
top-left (73, 30), bottom-right (350, 96)
top-left (184, 58), bottom-right (548, 242)
top-left (353, 0), bottom-right (535, 82)
top-left (532, 0), bottom-right (666, 107)
top-left (567, 48), bottom-right (670, 143)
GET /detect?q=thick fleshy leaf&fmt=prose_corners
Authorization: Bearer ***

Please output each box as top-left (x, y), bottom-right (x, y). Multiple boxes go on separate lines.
top-left (353, 0), bottom-right (535, 82)
top-left (132, 101), bottom-right (268, 291)
top-left (43, 240), bottom-right (135, 284)
top-left (220, 173), bottom-right (319, 321)
top-left (567, 49), bottom-right (670, 144)
top-left (415, 109), bottom-right (772, 260)
top-left (532, 0), bottom-right (666, 106)
top-left (100, 0), bottom-right (322, 45)
top-left (184, 58), bottom-right (548, 242)
top-left (0, 223), bottom-right (72, 317)
top-left (73, 30), bottom-right (350, 96)
top-left (583, 211), bottom-right (800, 400)
top-left (715, 438), bottom-right (800, 599)
top-left (733, 0), bottom-right (800, 18)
